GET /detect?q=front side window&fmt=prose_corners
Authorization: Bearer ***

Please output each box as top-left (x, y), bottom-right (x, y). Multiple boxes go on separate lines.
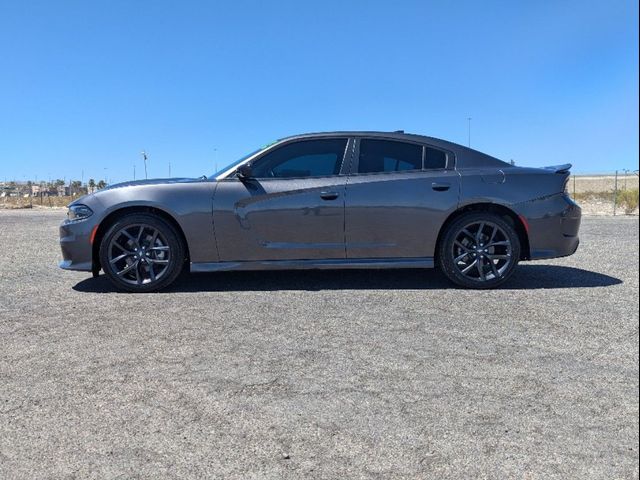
top-left (357, 139), bottom-right (422, 174)
top-left (251, 138), bottom-right (348, 179)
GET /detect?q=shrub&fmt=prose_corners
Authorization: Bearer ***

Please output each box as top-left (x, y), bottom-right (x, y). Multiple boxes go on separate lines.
top-left (617, 188), bottom-right (639, 214)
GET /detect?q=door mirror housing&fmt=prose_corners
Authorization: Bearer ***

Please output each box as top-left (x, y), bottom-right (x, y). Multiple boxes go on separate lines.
top-left (236, 163), bottom-right (253, 180)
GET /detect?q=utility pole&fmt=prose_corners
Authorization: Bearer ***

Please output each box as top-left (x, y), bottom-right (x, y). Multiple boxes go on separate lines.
top-left (141, 151), bottom-right (148, 179)
top-left (467, 117), bottom-right (472, 148)
top-left (133, 164), bottom-right (136, 180)
top-left (168, 162), bottom-right (171, 178)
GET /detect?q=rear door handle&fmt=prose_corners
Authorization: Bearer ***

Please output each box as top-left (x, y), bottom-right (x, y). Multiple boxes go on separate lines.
top-left (320, 191), bottom-right (339, 200)
top-left (432, 182), bottom-right (451, 192)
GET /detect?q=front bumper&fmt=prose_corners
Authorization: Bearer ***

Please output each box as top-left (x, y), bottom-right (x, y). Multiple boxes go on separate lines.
top-left (517, 194), bottom-right (582, 260)
top-left (59, 219), bottom-right (96, 272)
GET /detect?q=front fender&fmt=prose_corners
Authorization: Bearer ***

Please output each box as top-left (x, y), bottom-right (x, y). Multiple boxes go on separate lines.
top-left (91, 182), bottom-right (217, 263)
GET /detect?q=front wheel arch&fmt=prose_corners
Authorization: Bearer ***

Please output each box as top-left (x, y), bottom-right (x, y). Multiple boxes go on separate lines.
top-left (435, 203), bottom-right (530, 262)
top-left (92, 206), bottom-right (190, 273)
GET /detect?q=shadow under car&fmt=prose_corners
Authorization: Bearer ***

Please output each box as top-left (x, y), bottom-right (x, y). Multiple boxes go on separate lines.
top-left (72, 264), bottom-right (622, 293)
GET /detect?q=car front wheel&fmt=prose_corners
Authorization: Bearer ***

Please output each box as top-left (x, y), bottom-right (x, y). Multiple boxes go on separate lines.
top-left (99, 213), bottom-right (185, 292)
top-left (437, 212), bottom-right (521, 289)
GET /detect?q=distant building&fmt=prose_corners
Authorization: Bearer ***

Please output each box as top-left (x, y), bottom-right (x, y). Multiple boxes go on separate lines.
top-left (1, 185), bottom-right (15, 196)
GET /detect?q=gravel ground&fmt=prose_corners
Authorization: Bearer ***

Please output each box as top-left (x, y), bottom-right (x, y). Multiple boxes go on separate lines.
top-left (0, 210), bottom-right (638, 479)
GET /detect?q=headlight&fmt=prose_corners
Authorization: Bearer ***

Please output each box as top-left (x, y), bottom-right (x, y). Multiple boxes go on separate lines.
top-left (67, 204), bottom-right (93, 222)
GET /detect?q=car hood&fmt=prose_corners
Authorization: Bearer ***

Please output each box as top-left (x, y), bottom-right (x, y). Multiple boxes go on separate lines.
top-left (68, 177), bottom-right (207, 207)
top-left (99, 177), bottom-right (205, 191)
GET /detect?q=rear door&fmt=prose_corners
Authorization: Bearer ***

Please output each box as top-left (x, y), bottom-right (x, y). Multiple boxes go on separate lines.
top-left (213, 137), bottom-right (352, 261)
top-left (344, 137), bottom-right (460, 259)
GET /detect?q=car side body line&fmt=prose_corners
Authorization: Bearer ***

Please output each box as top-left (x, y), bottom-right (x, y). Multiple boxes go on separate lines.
top-left (190, 257), bottom-right (435, 272)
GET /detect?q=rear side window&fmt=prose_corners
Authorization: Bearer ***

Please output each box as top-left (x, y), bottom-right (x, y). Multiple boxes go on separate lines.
top-left (424, 146), bottom-right (447, 170)
top-left (252, 138), bottom-right (348, 178)
top-left (358, 139), bottom-right (422, 174)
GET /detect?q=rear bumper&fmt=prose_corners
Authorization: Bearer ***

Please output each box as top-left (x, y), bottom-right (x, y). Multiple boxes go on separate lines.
top-left (516, 194), bottom-right (582, 260)
top-left (59, 220), bottom-right (95, 272)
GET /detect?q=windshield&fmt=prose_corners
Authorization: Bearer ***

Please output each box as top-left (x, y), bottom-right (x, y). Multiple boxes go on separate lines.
top-left (208, 146), bottom-right (267, 179)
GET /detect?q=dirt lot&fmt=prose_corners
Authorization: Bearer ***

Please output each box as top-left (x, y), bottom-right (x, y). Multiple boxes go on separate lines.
top-left (569, 175), bottom-right (639, 216)
top-left (570, 174), bottom-right (639, 194)
top-left (0, 210), bottom-right (638, 479)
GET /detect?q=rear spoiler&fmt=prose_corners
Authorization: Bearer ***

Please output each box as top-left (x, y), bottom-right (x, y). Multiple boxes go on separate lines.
top-left (543, 163), bottom-right (572, 174)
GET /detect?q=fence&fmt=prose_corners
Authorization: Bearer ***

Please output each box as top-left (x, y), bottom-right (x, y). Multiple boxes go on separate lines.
top-left (568, 171), bottom-right (639, 216)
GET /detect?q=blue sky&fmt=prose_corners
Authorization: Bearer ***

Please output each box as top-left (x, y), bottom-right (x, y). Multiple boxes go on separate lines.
top-left (0, 0), bottom-right (637, 183)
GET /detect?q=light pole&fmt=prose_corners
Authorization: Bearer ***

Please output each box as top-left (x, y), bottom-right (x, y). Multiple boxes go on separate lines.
top-left (141, 151), bottom-right (148, 179)
top-left (467, 117), bottom-right (472, 148)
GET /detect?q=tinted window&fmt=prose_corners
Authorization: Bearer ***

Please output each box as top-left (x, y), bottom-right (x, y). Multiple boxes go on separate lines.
top-left (424, 146), bottom-right (447, 170)
top-left (252, 139), bottom-right (347, 178)
top-left (358, 139), bottom-right (422, 174)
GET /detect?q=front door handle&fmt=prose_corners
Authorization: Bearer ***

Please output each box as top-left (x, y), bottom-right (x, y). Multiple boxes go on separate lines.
top-left (432, 182), bottom-right (451, 192)
top-left (320, 191), bottom-right (339, 200)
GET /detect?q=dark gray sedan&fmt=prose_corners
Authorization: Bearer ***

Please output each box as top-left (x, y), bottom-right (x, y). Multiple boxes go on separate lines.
top-left (59, 131), bottom-right (581, 292)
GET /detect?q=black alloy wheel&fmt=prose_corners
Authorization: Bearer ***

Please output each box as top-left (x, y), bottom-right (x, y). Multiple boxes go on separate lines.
top-left (99, 213), bottom-right (185, 292)
top-left (438, 212), bottom-right (521, 289)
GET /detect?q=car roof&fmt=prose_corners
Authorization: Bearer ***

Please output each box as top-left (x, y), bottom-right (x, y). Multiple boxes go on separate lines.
top-left (278, 131), bottom-right (509, 169)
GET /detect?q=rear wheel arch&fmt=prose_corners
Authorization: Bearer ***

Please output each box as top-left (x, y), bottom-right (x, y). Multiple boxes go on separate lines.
top-left (435, 203), bottom-right (530, 261)
top-left (92, 206), bottom-right (190, 272)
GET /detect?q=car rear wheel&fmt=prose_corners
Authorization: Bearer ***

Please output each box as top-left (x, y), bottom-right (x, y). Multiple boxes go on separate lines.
top-left (99, 213), bottom-right (185, 292)
top-left (437, 212), bottom-right (521, 289)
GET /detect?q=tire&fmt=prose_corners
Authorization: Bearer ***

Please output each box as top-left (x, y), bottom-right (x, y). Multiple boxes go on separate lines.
top-left (99, 213), bottom-right (185, 292)
top-left (437, 211), bottom-right (521, 289)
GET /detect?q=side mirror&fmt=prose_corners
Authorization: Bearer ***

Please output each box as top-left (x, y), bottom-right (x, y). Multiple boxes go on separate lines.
top-left (236, 163), bottom-right (253, 180)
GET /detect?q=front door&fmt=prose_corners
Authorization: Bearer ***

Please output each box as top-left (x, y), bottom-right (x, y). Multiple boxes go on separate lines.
top-left (213, 138), bottom-right (351, 262)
